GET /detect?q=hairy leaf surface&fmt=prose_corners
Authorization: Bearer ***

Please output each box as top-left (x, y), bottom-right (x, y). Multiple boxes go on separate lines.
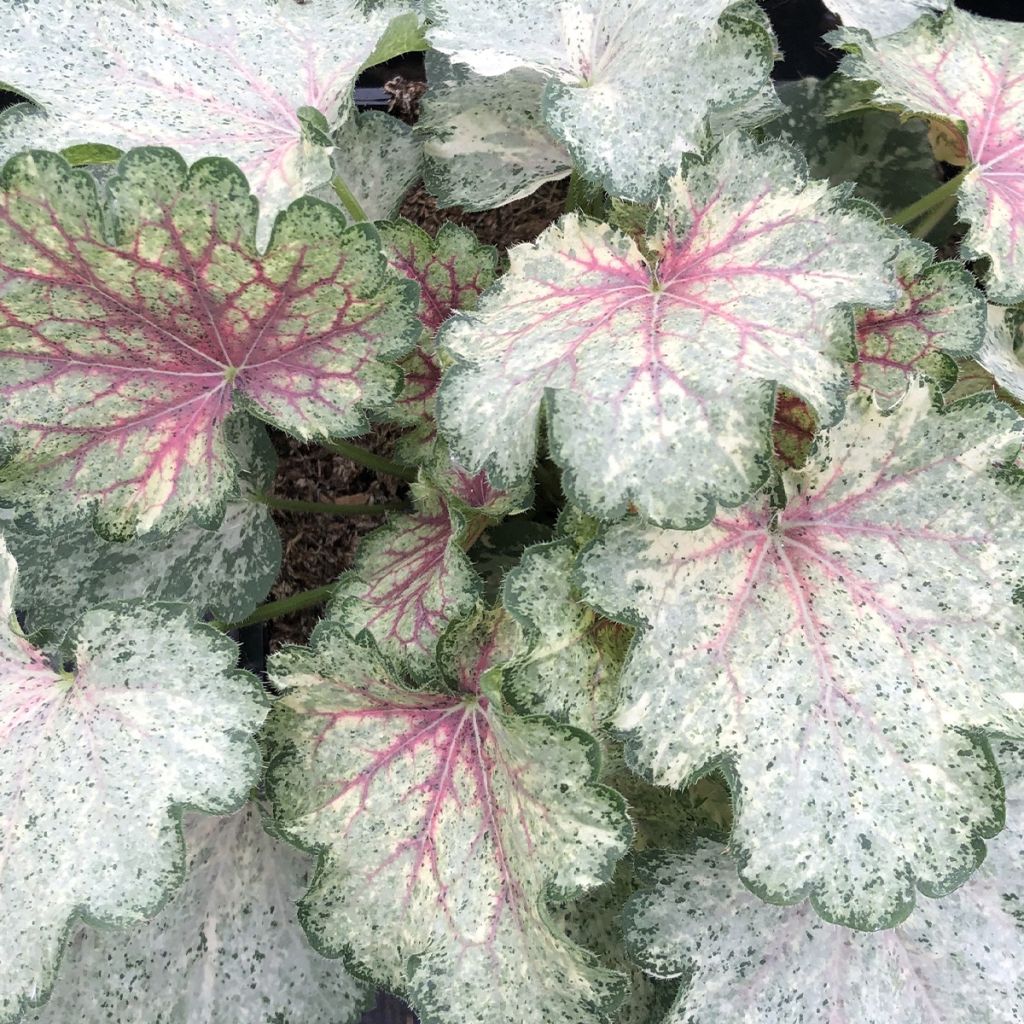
top-left (578, 386), bottom-right (1024, 929)
top-left (266, 622), bottom-right (632, 1024)
top-left (978, 305), bottom-right (1024, 403)
top-left (624, 744), bottom-right (1024, 1023)
top-left (0, 541), bottom-right (267, 1023)
top-left (30, 804), bottom-right (368, 1024)
top-left (439, 134), bottom-right (900, 525)
top-left (824, 0), bottom-right (949, 36)
top-left (852, 239), bottom-right (984, 407)
top-left (0, 149), bottom-right (416, 536)
top-left (835, 9), bottom-right (1024, 302)
top-left (0, 0), bottom-right (409, 241)
top-left (426, 0), bottom-right (776, 200)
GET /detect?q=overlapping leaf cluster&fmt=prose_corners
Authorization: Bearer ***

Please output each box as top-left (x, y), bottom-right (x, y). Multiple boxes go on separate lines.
top-left (1, 1), bottom-right (1024, 1023)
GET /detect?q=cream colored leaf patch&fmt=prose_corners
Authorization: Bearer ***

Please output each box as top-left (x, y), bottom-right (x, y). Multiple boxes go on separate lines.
top-left (0, 540), bottom-right (267, 1023)
top-left (977, 305), bottom-right (1024, 404)
top-left (834, 9), bottom-right (1024, 302)
top-left (578, 386), bottom-right (1024, 929)
top-left (438, 134), bottom-right (900, 526)
top-left (266, 621), bottom-right (632, 1024)
top-left (824, 0), bottom-right (949, 36)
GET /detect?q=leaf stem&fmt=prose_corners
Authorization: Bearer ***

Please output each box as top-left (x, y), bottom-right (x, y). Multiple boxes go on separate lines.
top-left (891, 165), bottom-right (971, 228)
top-left (216, 584), bottom-right (337, 632)
top-left (910, 193), bottom-right (957, 242)
top-left (253, 494), bottom-right (405, 516)
top-left (332, 175), bottom-right (369, 223)
top-left (323, 438), bottom-right (418, 483)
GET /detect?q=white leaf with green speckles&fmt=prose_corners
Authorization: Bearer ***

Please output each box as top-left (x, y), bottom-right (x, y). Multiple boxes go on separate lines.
top-left (824, 0), bottom-right (949, 35)
top-left (266, 621), bottom-right (632, 1024)
top-left (0, 0), bottom-right (411, 243)
top-left (426, 0), bottom-right (776, 200)
top-left (578, 386), bottom-right (1024, 930)
top-left (978, 305), bottom-right (1024, 403)
top-left (624, 745), bottom-right (1024, 1023)
top-left (834, 9), bottom-right (1024, 302)
top-left (438, 134), bottom-right (900, 526)
top-left (852, 239), bottom-right (985, 407)
top-left (0, 540), bottom-right (267, 1024)
top-left (419, 52), bottom-right (572, 211)
top-left (7, 418), bottom-right (281, 634)
top-left (0, 148), bottom-right (416, 538)
top-left (29, 804), bottom-right (369, 1024)
top-left (502, 541), bottom-right (627, 732)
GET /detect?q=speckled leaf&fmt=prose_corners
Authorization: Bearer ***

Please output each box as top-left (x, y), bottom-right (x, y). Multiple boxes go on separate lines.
top-left (978, 305), bottom-right (1024, 403)
top-left (438, 134), bottom-right (900, 526)
top-left (326, 486), bottom-right (480, 678)
top-left (834, 9), bottom-right (1024, 302)
top-left (765, 77), bottom-right (942, 214)
top-left (7, 417), bottom-right (281, 633)
top-left (824, 0), bottom-right (949, 35)
top-left (578, 385), bottom-right (1024, 929)
top-left (624, 745), bottom-right (1024, 1024)
top-left (0, 0), bottom-right (410, 243)
top-left (0, 540), bottom-right (267, 1023)
top-left (30, 804), bottom-right (369, 1024)
top-left (772, 390), bottom-right (819, 470)
top-left (852, 239), bottom-right (985, 407)
top-left (502, 541), bottom-right (628, 732)
top-left (419, 52), bottom-right (572, 211)
top-left (380, 219), bottom-right (497, 462)
top-left (0, 148), bottom-right (416, 537)
top-left (426, 0), bottom-right (776, 200)
top-left (266, 622), bottom-right (632, 1024)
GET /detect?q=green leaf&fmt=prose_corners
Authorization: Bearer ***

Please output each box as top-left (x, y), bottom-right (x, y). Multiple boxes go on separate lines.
top-left (266, 621), bottom-right (633, 1024)
top-left (578, 385), bottom-right (1024, 930)
top-left (0, 148), bottom-right (417, 537)
top-left (438, 133), bottom-right (901, 527)
top-left (0, 540), bottom-right (267, 1023)
top-left (29, 804), bottom-right (370, 1024)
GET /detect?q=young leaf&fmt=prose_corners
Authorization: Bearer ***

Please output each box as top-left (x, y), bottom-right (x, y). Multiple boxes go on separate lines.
top-left (6, 417), bottom-right (281, 634)
top-left (624, 744), bottom-right (1024, 1023)
top-left (577, 385), bottom-right (1024, 930)
top-left (823, 0), bottom-right (949, 36)
top-left (29, 804), bottom-right (370, 1024)
top-left (425, 0), bottom-right (777, 200)
top-left (978, 305), bottom-right (1024, 403)
top-left (266, 621), bottom-right (633, 1024)
top-left (834, 9), bottom-right (1024, 302)
top-left (0, 540), bottom-right (267, 1023)
top-left (419, 53), bottom-right (572, 211)
top-left (851, 239), bottom-right (985, 408)
top-left (438, 133), bottom-right (900, 526)
top-left (0, 148), bottom-right (416, 537)
top-left (0, 0), bottom-right (411, 242)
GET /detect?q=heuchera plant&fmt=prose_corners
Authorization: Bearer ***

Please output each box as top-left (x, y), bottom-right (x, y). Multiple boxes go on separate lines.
top-left (1, 1), bottom-right (1024, 1022)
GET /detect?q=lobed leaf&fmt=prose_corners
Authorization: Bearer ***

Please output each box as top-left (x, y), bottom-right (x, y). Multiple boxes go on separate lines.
top-left (30, 804), bottom-right (369, 1024)
top-left (0, 148), bottom-right (417, 537)
top-left (266, 622), bottom-right (632, 1024)
top-left (578, 385), bottom-right (1024, 929)
top-left (0, 0), bottom-right (411, 242)
top-left (438, 133), bottom-right (900, 526)
top-left (0, 539), bottom-right (267, 1022)
top-left (834, 8), bottom-right (1024, 302)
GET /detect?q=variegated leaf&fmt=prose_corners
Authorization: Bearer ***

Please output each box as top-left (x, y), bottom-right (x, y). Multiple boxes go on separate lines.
top-left (772, 390), bottom-right (819, 470)
top-left (0, 539), bottom-right (267, 1023)
top-left (0, 0), bottom-right (412, 243)
top-left (824, 0), bottom-right (949, 36)
top-left (30, 804), bottom-right (369, 1024)
top-left (502, 540), bottom-right (628, 733)
top-left (0, 148), bottom-right (416, 537)
top-left (978, 304), bottom-right (1024, 403)
top-left (438, 133), bottom-right (900, 526)
top-left (834, 9), bottom-right (1024, 302)
top-left (7, 417), bottom-right (281, 634)
top-left (266, 621), bottom-right (632, 1024)
top-left (852, 239), bottom-right (985, 407)
top-left (578, 385), bottom-right (1024, 929)
top-left (426, 0), bottom-right (776, 201)
top-left (380, 219), bottom-right (497, 463)
top-left (624, 743), bottom-right (1024, 1024)
top-left (419, 52), bottom-right (572, 211)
